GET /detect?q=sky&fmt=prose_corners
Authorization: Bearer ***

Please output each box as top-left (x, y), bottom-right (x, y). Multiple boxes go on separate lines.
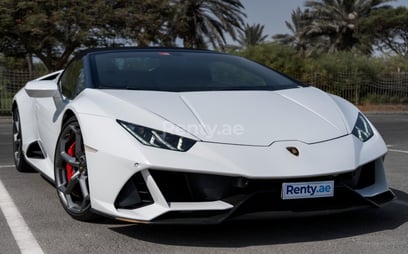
top-left (240, 0), bottom-right (408, 39)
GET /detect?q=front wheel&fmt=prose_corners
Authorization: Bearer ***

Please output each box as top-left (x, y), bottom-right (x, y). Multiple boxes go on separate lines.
top-left (54, 117), bottom-right (96, 221)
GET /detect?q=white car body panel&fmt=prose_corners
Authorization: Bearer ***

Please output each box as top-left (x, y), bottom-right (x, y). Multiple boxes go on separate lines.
top-left (99, 87), bottom-right (349, 145)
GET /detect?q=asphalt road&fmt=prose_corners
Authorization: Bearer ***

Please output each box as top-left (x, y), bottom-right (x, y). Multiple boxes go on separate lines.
top-left (0, 114), bottom-right (407, 254)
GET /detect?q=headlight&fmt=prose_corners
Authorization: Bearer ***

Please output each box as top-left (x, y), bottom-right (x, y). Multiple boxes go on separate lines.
top-left (352, 113), bottom-right (374, 142)
top-left (117, 120), bottom-right (196, 152)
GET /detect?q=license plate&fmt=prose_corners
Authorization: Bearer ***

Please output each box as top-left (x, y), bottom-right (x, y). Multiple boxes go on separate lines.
top-left (281, 181), bottom-right (334, 200)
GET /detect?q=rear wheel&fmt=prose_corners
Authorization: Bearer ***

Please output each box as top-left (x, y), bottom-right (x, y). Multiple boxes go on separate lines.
top-left (54, 117), bottom-right (96, 221)
top-left (12, 107), bottom-right (34, 172)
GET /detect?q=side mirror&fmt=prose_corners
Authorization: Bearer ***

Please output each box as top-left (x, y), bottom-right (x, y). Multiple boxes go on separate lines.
top-left (24, 80), bottom-right (64, 108)
top-left (24, 80), bottom-right (59, 98)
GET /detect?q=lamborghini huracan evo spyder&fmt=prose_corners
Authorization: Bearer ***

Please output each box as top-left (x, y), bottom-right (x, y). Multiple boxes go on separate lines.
top-left (12, 48), bottom-right (395, 223)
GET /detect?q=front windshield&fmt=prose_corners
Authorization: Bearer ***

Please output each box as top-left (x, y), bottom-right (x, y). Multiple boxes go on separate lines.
top-left (90, 51), bottom-right (303, 92)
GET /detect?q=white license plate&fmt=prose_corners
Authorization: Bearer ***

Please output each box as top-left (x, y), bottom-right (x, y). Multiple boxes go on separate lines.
top-left (281, 181), bottom-right (334, 200)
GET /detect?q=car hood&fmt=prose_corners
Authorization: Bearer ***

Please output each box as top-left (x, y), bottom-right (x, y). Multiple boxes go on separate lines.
top-left (96, 87), bottom-right (349, 146)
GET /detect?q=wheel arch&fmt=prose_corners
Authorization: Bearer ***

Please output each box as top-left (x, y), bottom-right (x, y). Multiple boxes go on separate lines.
top-left (54, 111), bottom-right (98, 221)
top-left (61, 109), bottom-right (77, 128)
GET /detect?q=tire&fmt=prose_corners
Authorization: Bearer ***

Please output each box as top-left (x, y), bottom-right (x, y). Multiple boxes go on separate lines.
top-left (54, 117), bottom-right (97, 221)
top-left (12, 107), bottom-right (34, 172)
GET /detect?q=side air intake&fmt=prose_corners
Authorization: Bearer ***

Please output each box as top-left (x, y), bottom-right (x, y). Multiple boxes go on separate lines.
top-left (26, 141), bottom-right (46, 159)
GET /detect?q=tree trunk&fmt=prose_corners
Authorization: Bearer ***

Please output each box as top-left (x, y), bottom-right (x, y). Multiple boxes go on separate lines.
top-left (25, 53), bottom-right (33, 78)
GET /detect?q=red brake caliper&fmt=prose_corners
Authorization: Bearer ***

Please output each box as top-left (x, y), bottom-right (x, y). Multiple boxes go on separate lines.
top-left (66, 141), bottom-right (76, 181)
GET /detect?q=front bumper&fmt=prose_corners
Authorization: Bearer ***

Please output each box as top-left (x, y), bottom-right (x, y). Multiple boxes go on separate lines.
top-left (111, 158), bottom-right (395, 224)
top-left (80, 116), bottom-right (394, 223)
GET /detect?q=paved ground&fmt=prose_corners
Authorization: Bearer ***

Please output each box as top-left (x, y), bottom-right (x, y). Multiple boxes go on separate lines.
top-left (0, 114), bottom-right (407, 254)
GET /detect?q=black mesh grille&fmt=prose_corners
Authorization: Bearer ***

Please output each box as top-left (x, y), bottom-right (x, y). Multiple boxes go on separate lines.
top-left (150, 170), bottom-right (246, 202)
top-left (150, 160), bottom-right (377, 204)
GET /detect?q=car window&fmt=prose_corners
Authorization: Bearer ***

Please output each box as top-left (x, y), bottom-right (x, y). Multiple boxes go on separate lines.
top-left (60, 59), bottom-right (85, 99)
top-left (91, 51), bottom-right (302, 92)
top-left (209, 61), bottom-right (266, 87)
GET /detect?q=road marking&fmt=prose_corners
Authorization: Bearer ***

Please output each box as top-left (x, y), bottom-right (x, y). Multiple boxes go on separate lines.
top-left (388, 149), bottom-right (408, 154)
top-left (0, 165), bottom-right (14, 169)
top-left (0, 180), bottom-right (44, 254)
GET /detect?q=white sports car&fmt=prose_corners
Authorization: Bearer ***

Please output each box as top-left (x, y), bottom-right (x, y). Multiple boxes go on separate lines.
top-left (12, 48), bottom-right (395, 223)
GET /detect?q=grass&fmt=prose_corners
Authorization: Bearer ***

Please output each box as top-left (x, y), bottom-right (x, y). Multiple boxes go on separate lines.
top-left (0, 94), bottom-right (13, 114)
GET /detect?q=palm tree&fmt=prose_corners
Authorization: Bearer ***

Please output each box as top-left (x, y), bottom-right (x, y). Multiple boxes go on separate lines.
top-left (238, 23), bottom-right (268, 48)
top-left (169, 0), bottom-right (246, 49)
top-left (272, 7), bottom-right (312, 57)
top-left (304, 0), bottom-right (393, 52)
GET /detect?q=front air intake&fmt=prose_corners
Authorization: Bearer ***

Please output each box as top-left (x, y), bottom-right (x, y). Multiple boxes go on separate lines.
top-left (150, 170), bottom-right (246, 202)
top-left (114, 172), bottom-right (154, 209)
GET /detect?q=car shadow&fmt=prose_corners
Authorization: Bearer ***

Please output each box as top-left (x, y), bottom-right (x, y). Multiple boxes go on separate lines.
top-left (109, 188), bottom-right (408, 247)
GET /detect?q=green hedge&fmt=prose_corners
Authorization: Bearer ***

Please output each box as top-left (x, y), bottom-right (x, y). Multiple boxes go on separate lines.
top-left (232, 43), bottom-right (408, 105)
